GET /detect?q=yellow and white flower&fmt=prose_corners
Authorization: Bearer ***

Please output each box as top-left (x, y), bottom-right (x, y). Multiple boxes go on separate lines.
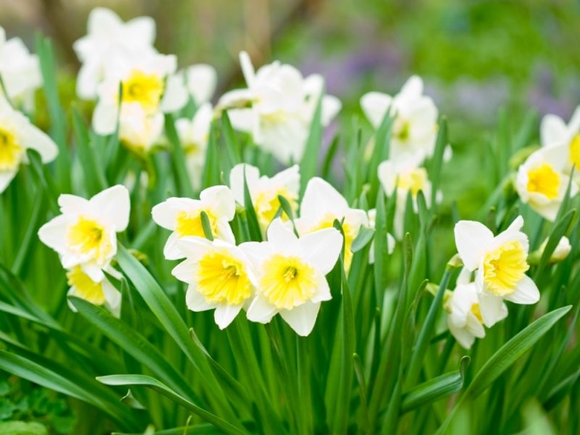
top-left (152, 185), bottom-right (236, 260)
top-left (38, 185), bottom-right (130, 281)
top-left (541, 106), bottom-right (580, 177)
top-left (219, 51), bottom-right (341, 164)
top-left (242, 219), bottom-right (343, 336)
top-left (366, 208), bottom-right (396, 264)
top-left (454, 216), bottom-right (539, 328)
top-left (117, 103), bottom-right (164, 153)
top-left (229, 163), bottom-right (300, 231)
top-left (515, 144), bottom-right (577, 221)
top-left (0, 27), bottom-right (42, 111)
top-left (67, 265), bottom-right (122, 316)
top-left (73, 7), bottom-right (157, 100)
top-left (361, 75), bottom-right (441, 162)
top-left (172, 237), bottom-right (257, 329)
top-left (182, 64), bottom-right (217, 105)
top-left (0, 95), bottom-right (58, 193)
top-left (294, 177), bottom-right (367, 270)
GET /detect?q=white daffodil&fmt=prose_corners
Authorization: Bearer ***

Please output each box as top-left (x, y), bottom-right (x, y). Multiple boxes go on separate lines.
top-left (219, 51), bottom-right (341, 164)
top-left (175, 103), bottom-right (213, 189)
top-left (73, 7), bottom-right (157, 100)
top-left (67, 265), bottom-right (122, 316)
top-left (118, 103), bottom-right (164, 153)
top-left (242, 219), bottom-right (342, 336)
top-left (294, 177), bottom-right (367, 270)
top-left (0, 27), bottom-right (42, 111)
top-left (366, 208), bottom-right (396, 264)
top-left (182, 64), bottom-right (217, 105)
top-left (540, 106), bottom-right (580, 177)
top-left (515, 144), bottom-right (578, 221)
top-left (92, 51), bottom-right (187, 137)
top-left (230, 163), bottom-right (300, 231)
top-left (38, 185), bottom-right (130, 281)
top-left (539, 236), bottom-right (572, 263)
top-left (454, 216), bottom-right (540, 328)
top-left (361, 75), bottom-right (442, 162)
top-left (172, 237), bottom-right (257, 329)
top-left (0, 95), bottom-right (58, 193)
top-left (151, 185), bottom-right (236, 260)
top-left (378, 152), bottom-right (437, 239)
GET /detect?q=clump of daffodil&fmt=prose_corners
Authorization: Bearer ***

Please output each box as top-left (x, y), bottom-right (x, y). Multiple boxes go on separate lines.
top-left (172, 237), bottom-right (257, 329)
top-left (541, 105), bottom-right (580, 180)
top-left (241, 218), bottom-right (343, 336)
top-left (152, 185), bottom-right (236, 260)
top-left (0, 95), bottom-right (58, 193)
top-left (230, 163), bottom-right (300, 231)
top-left (454, 216), bottom-right (540, 328)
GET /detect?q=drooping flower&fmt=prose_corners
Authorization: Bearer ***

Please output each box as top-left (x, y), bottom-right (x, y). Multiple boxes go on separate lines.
top-left (242, 219), bottom-right (343, 336)
top-left (294, 177), bottom-right (367, 270)
top-left (541, 106), bottom-right (580, 177)
top-left (219, 51), bottom-right (341, 164)
top-left (151, 185), bottom-right (236, 260)
top-left (172, 237), bottom-right (257, 329)
top-left (0, 27), bottom-right (42, 111)
top-left (67, 265), bottom-right (122, 316)
top-left (38, 185), bottom-right (130, 281)
top-left (361, 75), bottom-right (441, 162)
top-left (366, 208), bottom-right (396, 264)
top-left (73, 7), bottom-right (157, 100)
top-left (454, 216), bottom-right (540, 328)
top-left (0, 95), bottom-right (58, 193)
top-left (182, 64), bottom-right (218, 105)
top-left (229, 163), bottom-right (300, 231)
top-left (515, 144), bottom-right (578, 221)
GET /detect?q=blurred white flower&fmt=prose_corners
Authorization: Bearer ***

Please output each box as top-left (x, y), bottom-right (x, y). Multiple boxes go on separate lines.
top-left (38, 185), bottom-right (130, 282)
top-left (219, 51), bottom-right (341, 164)
top-left (541, 106), bottom-right (580, 177)
top-left (118, 103), bottom-right (164, 153)
top-left (229, 163), bottom-right (300, 231)
top-left (182, 64), bottom-right (218, 105)
top-left (515, 144), bottom-right (577, 221)
top-left (172, 237), bottom-right (257, 329)
top-left (0, 95), bottom-right (58, 193)
top-left (151, 185), bottom-right (236, 260)
top-left (242, 219), bottom-right (342, 336)
top-left (539, 236), bottom-right (572, 263)
top-left (454, 216), bottom-right (539, 328)
top-left (73, 7), bottom-right (157, 100)
top-left (0, 27), bottom-right (42, 111)
top-left (67, 265), bottom-right (122, 316)
top-left (366, 208), bottom-right (395, 264)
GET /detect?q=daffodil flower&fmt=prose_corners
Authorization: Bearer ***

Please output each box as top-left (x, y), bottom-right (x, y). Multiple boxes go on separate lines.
top-left (366, 208), bottom-right (395, 264)
top-left (454, 216), bottom-right (540, 327)
top-left (538, 236), bottom-right (571, 263)
top-left (181, 64), bottom-right (218, 105)
top-left (0, 96), bottom-right (58, 193)
top-left (361, 75), bottom-right (443, 162)
top-left (242, 219), bottom-right (343, 336)
top-left (229, 163), bottom-right (300, 231)
top-left (515, 144), bottom-right (578, 221)
top-left (294, 177), bottom-right (367, 270)
top-left (541, 105), bottom-right (580, 177)
top-left (38, 185), bottom-right (130, 281)
top-left (172, 237), bottom-right (257, 329)
top-left (152, 186), bottom-right (236, 260)
top-left (0, 27), bottom-right (42, 111)
top-left (117, 103), bottom-right (164, 153)
top-left (67, 265), bottom-right (122, 316)
top-left (73, 7), bottom-right (157, 100)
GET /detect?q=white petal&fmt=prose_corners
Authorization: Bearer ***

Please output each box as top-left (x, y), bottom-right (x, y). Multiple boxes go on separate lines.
top-left (279, 302), bottom-right (321, 336)
top-left (321, 95), bottom-right (341, 126)
top-left (186, 289), bottom-right (215, 311)
top-left (541, 114), bottom-right (568, 146)
top-left (300, 177), bottom-right (349, 222)
top-left (454, 220), bottom-right (494, 271)
top-left (299, 228), bottom-right (343, 274)
top-left (37, 215), bottom-right (70, 253)
top-left (89, 185), bottom-right (130, 231)
top-left (124, 16), bottom-right (156, 46)
top-left (0, 170), bottom-right (17, 193)
top-left (58, 194), bottom-right (88, 215)
top-left (21, 123), bottom-right (58, 163)
top-left (171, 258), bottom-right (196, 283)
top-left (163, 232), bottom-right (184, 260)
top-left (377, 160), bottom-right (397, 196)
top-left (200, 185), bottom-right (236, 220)
top-left (266, 218), bottom-right (299, 252)
top-left (151, 198), bottom-right (195, 230)
top-left (478, 292), bottom-right (507, 328)
top-left (175, 236), bottom-right (215, 260)
top-left (215, 220), bottom-right (236, 244)
top-left (360, 92), bottom-right (393, 128)
top-left (214, 304), bottom-right (243, 329)
top-left (399, 75), bottom-right (424, 99)
top-left (239, 51), bottom-right (255, 86)
top-left (246, 295), bottom-right (277, 323)
top-left (93, 101), bottom-right (119, 136)
top-left (185, 64), bottom-right (217, 104)
top-left (505, 275), bottom-right (540, 304)
top-left (160, 74), bottom-right (188, 113)
top-left (229, 163), bottom-right (260, 205)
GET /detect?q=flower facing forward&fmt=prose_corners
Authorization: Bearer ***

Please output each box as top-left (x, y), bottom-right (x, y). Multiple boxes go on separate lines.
top-left (361, 76), bottom-right (439, 162)
top-left (454, 216), bottom-right (540, 327)
top-left (230, 163), bottom-right (300, 230)
top-left (67, 265), bottom-right (122, 316)
top-left (152, 186), bottom-right (236, 260)
top-left (541, 106), bottom-right (580, 176)
top-left (294, 177), bottom-right (367, 270)
top-left (515, 144), bottom-right (578, 221)
top-left (219, 51), bottom-right (341, 164)
top-left (172, 237), bottom-right (257, 329)
top-left (73, 7), bottom-right (157, 100)
top-left (0, 27), bottom-right (42, 110)
top-left (0, 96), bottom-right (58, 193)
top-left (38, 185), bottom-right (130, 281)
top-left (242, 219), bottom-right (343, 336)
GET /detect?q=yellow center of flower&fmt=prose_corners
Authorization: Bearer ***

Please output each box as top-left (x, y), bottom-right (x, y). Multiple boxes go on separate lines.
top-left (175, 210), bottom-right (218, 239)
top-left (483, 241), bottom-right (529, 297)
top-left (397, 168), bottom-right (428, 197)
top-left (66, 266), bottom-right (107, 305)
top-left (260, 255), bottom-right (317, 310)
top-left (526, 163), bottom-right (560, 199)
top-left (196, 250), bottom-right (252, 305)
top-left (570, 134), bottom-right (580, 168)
top-left (470, 303), bottom-right (483, 324)
top-left (67, 216), bottom-right (113, 264)
top-left (121, 71), bottom-right (164, 113)
top-left (0, 126), bottom-right (22, 172)
top-left (254, 187), bottom-right (298, 229)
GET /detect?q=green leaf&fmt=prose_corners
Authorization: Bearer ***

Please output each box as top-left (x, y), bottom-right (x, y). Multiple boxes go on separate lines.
top-left (200, 211), bottom-right (215, 241)
top-left (242, 168), bottom-right (262, 241)
top-left (351, 225), bottom-right (375, 253)
top-left (165, 113), bottom-right (194, 198)
top-left (428, 116), bottom-right (448, 209)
